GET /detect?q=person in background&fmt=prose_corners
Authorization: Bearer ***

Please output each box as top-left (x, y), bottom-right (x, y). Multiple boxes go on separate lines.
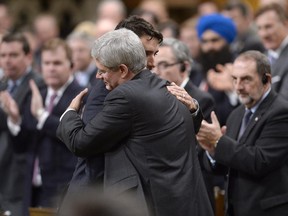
top-left (154, 37), bottom-right (216, 208)
top-left (1, 38), bottom-right (83, 215)
top-left (33, 13), bottom-right (60, 73)
top-left (255, 3), bottom-right (288, 101)
top-left (67, 32), bottom-right (97, 88)
top-left (0, 32), bottom-right (43, 216)
top-left (197, 1), bottom-right (219, 16)
top-left (196, 13), bottom-right (239, 126)
top-left (222, 2), bottom-right (265, 57)
top-left (130, 8), bottom-right (159, 28)
top-left (157, 19), bottom-right (180, 38)
top-left (197, 50), bottom-right (288, 216)
top-left (179, 17), bottom-right (203, 86)
top-left (137, 0), bottom-right (169, 23)
top-left (95, 0), bottom-right (127, 24)
top-left (154, 38), bottom-right (214, 120)
top-left (0, 3), bottom-right (13, 36)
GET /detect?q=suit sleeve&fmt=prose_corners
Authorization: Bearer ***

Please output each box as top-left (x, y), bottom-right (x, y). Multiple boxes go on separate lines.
top-left (57, 89), bottom-right (132, 157)
top-left (215, 110), bottom-right (288, 178)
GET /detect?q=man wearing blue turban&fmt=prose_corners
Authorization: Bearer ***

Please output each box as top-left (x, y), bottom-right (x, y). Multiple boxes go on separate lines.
top-left (195, 13), bottom-right (238, 127)
top-left (197, 13), bottom-right (237, 44)
top-left (195, 15), bottom-right (239, 210)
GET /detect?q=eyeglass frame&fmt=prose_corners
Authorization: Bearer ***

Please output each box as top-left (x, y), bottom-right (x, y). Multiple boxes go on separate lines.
top-left (155, 61), bottom-right (182, 71)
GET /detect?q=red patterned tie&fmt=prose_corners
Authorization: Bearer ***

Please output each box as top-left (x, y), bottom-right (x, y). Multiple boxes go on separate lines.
top-left (46, 92), bottom-right (57, 113)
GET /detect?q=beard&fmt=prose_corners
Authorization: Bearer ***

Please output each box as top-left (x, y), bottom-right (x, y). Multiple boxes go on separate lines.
top-left (199, 44), bottom-right (234, 74)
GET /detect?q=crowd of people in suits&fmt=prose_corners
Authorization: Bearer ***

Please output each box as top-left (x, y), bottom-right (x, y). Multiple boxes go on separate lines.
top-left (1, 0), bottom-right (288, 215)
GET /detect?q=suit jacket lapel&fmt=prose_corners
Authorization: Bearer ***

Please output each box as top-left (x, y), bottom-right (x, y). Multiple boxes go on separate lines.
top-left (238, 90), bottom-right (277, 143)
top-left (14, 72), bottom-right (35, 107)
top-left (271, 44), bottom-right (288, 77)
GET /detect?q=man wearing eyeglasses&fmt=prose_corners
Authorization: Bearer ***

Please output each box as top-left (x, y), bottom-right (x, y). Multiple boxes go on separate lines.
top-left (154, 37), bottom-right (218, 209)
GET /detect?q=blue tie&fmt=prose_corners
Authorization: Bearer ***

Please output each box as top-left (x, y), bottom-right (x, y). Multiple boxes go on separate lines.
top-left (238, 109), bottom-right (253, 139)
top-left (9, 82), bottom-right (18, 96)
top-left (268, 54), bottom-right (277, 65)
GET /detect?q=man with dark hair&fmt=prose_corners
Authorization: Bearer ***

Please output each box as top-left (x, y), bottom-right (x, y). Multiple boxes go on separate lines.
top-left (1, 37), bottom-right (83, 215)
top-left (0, 32), bottom-right (43, 216)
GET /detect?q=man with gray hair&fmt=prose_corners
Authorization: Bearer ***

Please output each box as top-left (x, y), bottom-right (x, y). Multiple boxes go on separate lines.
top-left (197, 50), bottom-right (288, 216)
top-left (57, 29), bottom-right (213, 216)
top-left (67, 32), bottom-right (98, 88)
top-left (154, 37), bottom-right (216, 208)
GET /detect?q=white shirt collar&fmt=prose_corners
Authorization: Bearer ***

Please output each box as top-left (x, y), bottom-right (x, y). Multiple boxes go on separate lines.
top-left (268, 35), bottom-right (288, 59)
top-left (180, 77), bottom-right (189, 88)
top-left (46, 75), bottom-right (74, 106)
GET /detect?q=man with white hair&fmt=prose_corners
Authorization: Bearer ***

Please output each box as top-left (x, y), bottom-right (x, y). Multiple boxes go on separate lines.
top-left (58, 28), bottom-right (213, 216)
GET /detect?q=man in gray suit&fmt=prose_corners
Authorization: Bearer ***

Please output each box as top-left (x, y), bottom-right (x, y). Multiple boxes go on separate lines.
top-left (197, 51), bottom-right (288, 216)
top-left (255, 3), bottom-right (288, 100)
top-left (0, 32), bottom-right (43, 216)
top-left (57, 29), bottom-right (213, 216)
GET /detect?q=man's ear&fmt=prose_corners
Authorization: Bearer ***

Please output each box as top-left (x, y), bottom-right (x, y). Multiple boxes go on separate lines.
top-left (119, 64), bottom-right (129, 78)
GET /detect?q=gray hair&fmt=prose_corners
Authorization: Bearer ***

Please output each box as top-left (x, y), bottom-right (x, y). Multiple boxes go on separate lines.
top-left (236, 50), bottom-right (271, 78)
top-left (91, 28), bottom-right (147, 74)
top-left (161, 38), bottom-right (193, 66)
top-left (67, 31), bottom-right (95, 49)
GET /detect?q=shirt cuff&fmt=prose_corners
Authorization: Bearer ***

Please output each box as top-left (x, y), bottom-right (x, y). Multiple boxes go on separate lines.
top-left (7, 117), bottom-right (22, 136)
top-left (36, 111), bottom-right (49, 130)
top-left (190, 99), bottom-right (200, 117)
top-left (59, 108), bottom-right (77, 121)
top-left (206, 150), bottom-right (216, 167)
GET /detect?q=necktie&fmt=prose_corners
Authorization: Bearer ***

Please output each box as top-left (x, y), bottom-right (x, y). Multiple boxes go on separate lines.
top-left (238, 109), bottom-right (253, 139)
top-left (268, 54), bottom-right (277, 65)
top-left (9, 81), bottom-right (18, 96)
top-left (46, 92), bottom-right (57, 113)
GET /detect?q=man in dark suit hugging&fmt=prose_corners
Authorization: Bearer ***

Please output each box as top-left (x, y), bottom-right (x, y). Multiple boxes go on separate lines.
top-left (57, 28), bottom-right (213, 216)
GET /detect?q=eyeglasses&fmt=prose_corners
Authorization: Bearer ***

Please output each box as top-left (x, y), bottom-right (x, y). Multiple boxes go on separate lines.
top-left (156, 61), bottom-right (181, 71)
top-left (97, 69), bottom-right (107, 76)
top-left (97, 67), bottom-right (116, 76)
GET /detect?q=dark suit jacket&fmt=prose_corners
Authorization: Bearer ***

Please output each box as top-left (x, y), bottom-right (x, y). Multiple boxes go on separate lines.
top-left (0, 70), bottom-right (44, 216)
top-left (57, 70), bottom-right (213, 216)
top-left (231, 29), bottom-right (265, 57)
top-left (271, 44), bottom-right (288, 101)
top-left (184, 79), bottom-right (215, 121)
top-left (214, 90), bottom-right (288, 216)
top-left (184, 79), bottom-right (217, 208)
top-left (16, 79), bottom-right (83, 210)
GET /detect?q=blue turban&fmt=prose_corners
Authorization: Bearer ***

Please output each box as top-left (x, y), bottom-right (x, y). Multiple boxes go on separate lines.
top-left (196, 13), bottom-right (237, 44)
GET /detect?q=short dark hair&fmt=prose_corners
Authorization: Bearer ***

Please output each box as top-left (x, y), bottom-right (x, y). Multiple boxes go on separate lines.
top-left (115, 15), bottom-right (163, 44)
top-left (255, 3), bottom-right (288, 23)
top-left (1, 32), bottom-right (31, 55)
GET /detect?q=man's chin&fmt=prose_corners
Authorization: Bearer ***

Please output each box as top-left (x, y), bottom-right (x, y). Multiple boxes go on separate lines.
top-left (239, 96), bottom-right (253, 106)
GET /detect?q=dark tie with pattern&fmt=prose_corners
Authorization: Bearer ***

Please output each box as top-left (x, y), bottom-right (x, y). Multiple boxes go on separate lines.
top-left (46, 92), bottom-right (57, 113)
top-left (238, 109), bottom-right (253, 139)
top-left (9, 81), bottom-right (18, 96)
